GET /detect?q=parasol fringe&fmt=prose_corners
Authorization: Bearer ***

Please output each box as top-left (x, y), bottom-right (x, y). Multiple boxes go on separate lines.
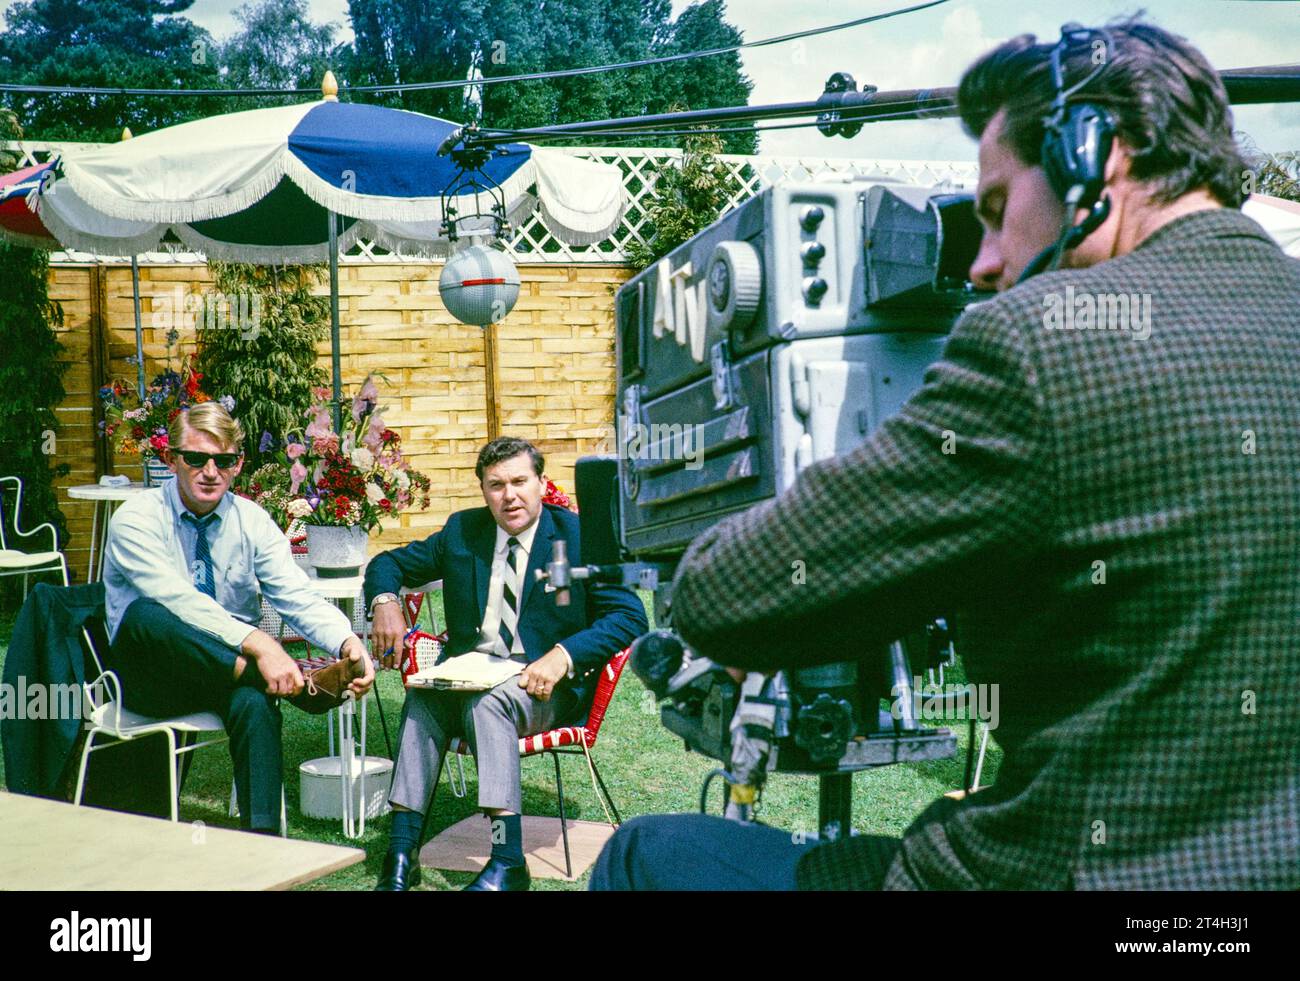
top-left (536, 195), bottom-right (627, 245)
top-left (529, 148), bottom-right (628, 245)
top-left (358, 222), bottom-right (455, 259)
top-left (171, 220), bottom-right (369, 266)
top-left (61, 156), bottom-right (289, 225)
top-left (36, 198), bottom-right (171, 256)
top-left (0, 226), bottom-right (61, 250)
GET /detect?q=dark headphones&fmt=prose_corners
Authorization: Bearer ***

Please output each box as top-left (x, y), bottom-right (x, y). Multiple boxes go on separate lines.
top-left (1017, 24), bottom-right (1117, 282)
top-left (1040, 23), bottom-right (1116, 210)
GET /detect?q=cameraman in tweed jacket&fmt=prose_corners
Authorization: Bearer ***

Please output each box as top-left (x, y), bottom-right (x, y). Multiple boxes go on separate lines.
top-left (592, 19), bottom-right (1300, 890)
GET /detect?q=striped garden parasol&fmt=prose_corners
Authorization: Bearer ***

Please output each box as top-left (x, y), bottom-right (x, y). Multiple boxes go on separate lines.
top-left (0, 80), bottom-right (627, 424)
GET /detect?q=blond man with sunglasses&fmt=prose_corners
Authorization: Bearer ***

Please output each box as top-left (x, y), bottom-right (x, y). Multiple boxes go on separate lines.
top-left (103, 402), bottom-right (373, 833)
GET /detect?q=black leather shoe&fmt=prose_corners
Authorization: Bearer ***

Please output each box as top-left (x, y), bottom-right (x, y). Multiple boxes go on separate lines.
top-left (463, 857), bottom-right (530, 891)
top-left (375, 849), bottom-right (422, 891)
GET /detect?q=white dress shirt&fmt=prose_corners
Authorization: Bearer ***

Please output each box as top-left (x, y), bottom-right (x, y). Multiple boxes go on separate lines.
top-left (472, 517), bottom-right (573, 676)
top-left (104, 480), bottom-right (354, 655)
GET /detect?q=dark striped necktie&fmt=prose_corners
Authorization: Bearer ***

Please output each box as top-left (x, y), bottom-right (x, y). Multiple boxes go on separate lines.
top-left (498, 536), bottom-right (522, 656)
top-left (183, 511), bottom-right (220, 599)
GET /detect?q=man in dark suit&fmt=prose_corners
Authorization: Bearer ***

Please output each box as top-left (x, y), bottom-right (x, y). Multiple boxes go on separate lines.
top-left (592, 19), bottom-right (1300, 890)
top-left (366, 436), bottom-right (647, 890)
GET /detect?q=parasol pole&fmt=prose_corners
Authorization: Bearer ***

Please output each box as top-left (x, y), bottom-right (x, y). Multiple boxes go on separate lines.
top-left (322, 71), bottom-right (344, 432)
top-left (122, 126), bottom-right (151, 486)
top-left (328, 208), bottom-right (342, 432)
top-left (131, 253), bottom-right (148, 487)
top-left (130, 256), bottom-right (145, 399)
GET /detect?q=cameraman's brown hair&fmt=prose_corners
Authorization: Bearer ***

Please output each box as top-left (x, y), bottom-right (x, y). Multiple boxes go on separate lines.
top-left (957, 18), bottom-right (1249, 208)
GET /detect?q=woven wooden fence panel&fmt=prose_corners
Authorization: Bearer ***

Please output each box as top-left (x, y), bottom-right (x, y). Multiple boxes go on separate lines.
top-left (48, 261), bottom-right (631, 580)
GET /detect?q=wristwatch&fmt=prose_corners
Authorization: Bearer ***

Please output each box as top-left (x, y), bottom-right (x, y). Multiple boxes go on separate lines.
top-left (369, 592), bottom-right (399, 619)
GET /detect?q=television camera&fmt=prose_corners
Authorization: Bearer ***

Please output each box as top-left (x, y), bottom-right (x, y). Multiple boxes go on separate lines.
top-left (537, 176), bottom-right (989, 837)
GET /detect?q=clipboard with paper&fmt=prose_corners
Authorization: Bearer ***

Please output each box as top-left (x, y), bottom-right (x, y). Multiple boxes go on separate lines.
top-left (402, 637), bottom-right (524, 691)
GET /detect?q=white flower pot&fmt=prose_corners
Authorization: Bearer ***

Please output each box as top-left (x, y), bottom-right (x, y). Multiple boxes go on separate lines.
top-left (145, 457), bottom-right (174, 485)
top-left (304, 524), bottom-right (369, 578)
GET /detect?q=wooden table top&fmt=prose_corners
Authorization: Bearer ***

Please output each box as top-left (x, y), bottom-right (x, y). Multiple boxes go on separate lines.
top-left (0, 792), bottom-right (365, 891)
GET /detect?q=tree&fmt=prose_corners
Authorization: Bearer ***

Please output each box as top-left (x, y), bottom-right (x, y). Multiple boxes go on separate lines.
top-left (344, 0), bottom-right (754, 150)
top-left (0, 0), bottom-right (222, 142)
top-left (657, 1), bottom-right (755, 154)
top-left (0, 108), bottom-right (68, 604)
top-left (194, 262), bottom-right (329, 471)
top-left (624, 129), bottom-right (739, 268)
top-left (217, 0), bottom-right (342, 112)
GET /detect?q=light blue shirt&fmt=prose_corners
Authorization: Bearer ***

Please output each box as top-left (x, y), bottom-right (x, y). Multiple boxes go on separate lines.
top-left (104, 480), bottom-right (354, 655)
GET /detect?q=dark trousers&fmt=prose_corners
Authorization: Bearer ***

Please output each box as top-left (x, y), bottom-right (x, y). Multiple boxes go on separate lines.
top-left (590, 814), bottom-right (811, 890)
top-left (590, 813), bottom-right (904, 890)
top-left (107, 598), bottom-right (282, 832)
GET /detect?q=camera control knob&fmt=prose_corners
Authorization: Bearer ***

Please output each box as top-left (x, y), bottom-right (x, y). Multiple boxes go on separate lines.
top-left (800, 241), bottom-right (826, 266)
top-left (799, 205), bottom-right (825, 231)
top-left (802, 276), bottom-right (829, 305)
top-left (794, 693), bottom-right (854, 765)
top-left (706, 241), bottom-right (763, 332)
top-left (629, 630), bottom-right (686, 700)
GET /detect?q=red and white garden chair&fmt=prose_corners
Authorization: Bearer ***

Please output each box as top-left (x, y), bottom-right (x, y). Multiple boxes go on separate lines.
top-left (402, 631), bottom-right (628, 878)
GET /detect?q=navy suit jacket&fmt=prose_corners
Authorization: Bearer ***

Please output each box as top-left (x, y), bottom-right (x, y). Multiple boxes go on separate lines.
top-left (2, 583), bottom-right (103, 798)
top-left (364, 504), bottom-right (647, 714)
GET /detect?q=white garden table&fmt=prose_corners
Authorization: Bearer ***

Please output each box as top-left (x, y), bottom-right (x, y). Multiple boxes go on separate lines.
top-left (66, 481), bottom-right (148, 582)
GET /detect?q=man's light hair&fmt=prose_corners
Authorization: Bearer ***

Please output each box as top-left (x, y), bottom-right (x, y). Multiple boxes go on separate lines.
top-left (168, 401), bottom-right (244, 453)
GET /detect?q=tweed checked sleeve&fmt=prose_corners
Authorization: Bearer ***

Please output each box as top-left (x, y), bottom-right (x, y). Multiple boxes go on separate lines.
top-left (670, 301), bottom-right (1055, 669)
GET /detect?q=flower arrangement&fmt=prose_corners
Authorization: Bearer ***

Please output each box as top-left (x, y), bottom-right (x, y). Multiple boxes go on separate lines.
top-left (237, 461), bottom-right (300, 531)
top-left (542, 478), bottom-right (576, 511)
top-left (237, 377), bottom-right (430, 533)
top-left (99, 351), bottom-right (231, 460)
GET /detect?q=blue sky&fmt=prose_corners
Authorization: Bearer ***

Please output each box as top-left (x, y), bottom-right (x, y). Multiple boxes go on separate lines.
top-left (4, 0), bottom-right (1297, 159)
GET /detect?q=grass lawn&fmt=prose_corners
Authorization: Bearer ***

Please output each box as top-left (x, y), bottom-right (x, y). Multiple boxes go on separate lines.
top-left (0, 593), bottom-right (1001, 890)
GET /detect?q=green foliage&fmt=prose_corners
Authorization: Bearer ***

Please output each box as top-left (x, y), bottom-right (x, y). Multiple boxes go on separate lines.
top-left (194, 263), bottom-right (329, 471)
top-left (624, 130), bottom-right (739, 268)
top-left (1256, 151), bottom-right (1300, 202)
top-left (344, 0), bottom-right (755, 151)
top-left (0, 110), bottom-right (69, 604)
top-left (217, 0), bottom-right (343, 111)
top-left (0, 0), bottom-right (222, 141)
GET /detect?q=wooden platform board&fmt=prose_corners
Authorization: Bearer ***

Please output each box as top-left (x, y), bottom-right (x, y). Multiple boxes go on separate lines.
top-left (0, 792), bottom-right (365, 891)
top-left (420, 814), bottom-right (616, 882)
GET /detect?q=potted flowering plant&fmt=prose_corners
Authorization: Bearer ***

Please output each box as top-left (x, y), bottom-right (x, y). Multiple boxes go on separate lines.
top-left (241, 377), bottom-right (430, 577)
top-left (99, 349), bottom-right (232, 484)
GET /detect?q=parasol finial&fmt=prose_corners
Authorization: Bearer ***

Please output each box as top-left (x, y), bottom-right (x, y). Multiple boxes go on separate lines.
top-left (322, 71), bottom-right (339, 102)
top-left (121, 126), bottom-right (133, 140)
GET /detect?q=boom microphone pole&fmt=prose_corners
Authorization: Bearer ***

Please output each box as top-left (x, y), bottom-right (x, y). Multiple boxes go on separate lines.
top-left (468, 63), bottom-right (1300, 145)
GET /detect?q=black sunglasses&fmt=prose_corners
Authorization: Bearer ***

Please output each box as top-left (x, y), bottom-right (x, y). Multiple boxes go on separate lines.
top-left (176, 450), bottom-right (242, 470)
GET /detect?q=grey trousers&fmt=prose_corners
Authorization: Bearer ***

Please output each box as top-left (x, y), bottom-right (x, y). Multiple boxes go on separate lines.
top-left (388, 677), bottom-right (577, 815)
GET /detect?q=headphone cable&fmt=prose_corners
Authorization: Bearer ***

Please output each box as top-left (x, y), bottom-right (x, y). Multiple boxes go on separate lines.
top-left (1017, 189), bottom-right (1111, 283)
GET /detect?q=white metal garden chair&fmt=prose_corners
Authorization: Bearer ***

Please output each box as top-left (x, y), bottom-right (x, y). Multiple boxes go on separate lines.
top-left (0, 475), bottom-right (68, 598)
top-left (75, 624), bottom-right (286, 835)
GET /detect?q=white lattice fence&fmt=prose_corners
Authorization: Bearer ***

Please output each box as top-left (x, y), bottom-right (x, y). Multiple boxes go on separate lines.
top-left (2, 140), bottom-right (976, 264)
